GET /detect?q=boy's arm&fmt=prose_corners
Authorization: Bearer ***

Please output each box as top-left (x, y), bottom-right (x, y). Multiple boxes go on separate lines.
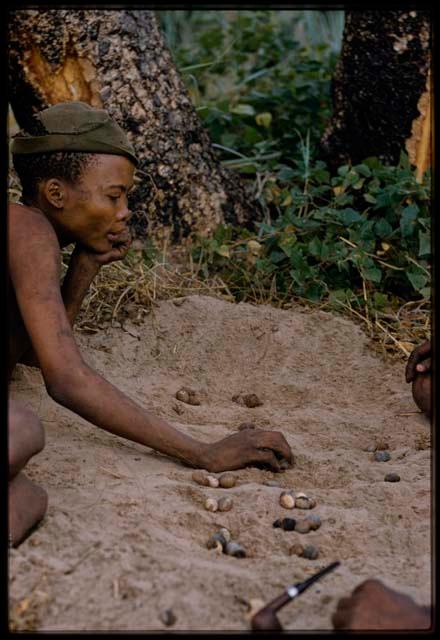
top-left (20, 231), bottom-right (131, 367)
top-left (9, 205), bottom-right (292, 472)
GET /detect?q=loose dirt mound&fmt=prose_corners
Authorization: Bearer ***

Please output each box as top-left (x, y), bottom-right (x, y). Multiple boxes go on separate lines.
top-left (9, 296), bottom-right (431, 631)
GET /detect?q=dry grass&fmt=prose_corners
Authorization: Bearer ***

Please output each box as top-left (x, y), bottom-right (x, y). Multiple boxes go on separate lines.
top-left (62, 241), bottom-right (430, 364)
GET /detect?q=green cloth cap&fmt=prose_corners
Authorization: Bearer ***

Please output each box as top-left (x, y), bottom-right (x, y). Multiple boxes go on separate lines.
top-left (11, 101), bottom-right (138, 166)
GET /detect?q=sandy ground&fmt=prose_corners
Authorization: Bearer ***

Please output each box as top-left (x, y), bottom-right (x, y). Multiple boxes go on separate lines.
top-left (8, 295), bottom-right (432, 631)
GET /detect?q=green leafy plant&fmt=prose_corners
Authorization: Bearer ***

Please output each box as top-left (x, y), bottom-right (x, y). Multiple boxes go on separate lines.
top-left (159, 10), bottom-right (431, 319)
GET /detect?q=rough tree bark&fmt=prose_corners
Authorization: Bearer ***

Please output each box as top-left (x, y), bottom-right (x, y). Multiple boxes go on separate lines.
top-left (8, 9), bottom-right (260, 244)
top-left (320, 10), bottom-right (431, 178)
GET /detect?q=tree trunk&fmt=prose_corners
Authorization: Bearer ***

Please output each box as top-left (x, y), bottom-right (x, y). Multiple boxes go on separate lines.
top-left (8, 9), bottom-right (259, 244)
top-left (320, 10), bottom-right (431, 176)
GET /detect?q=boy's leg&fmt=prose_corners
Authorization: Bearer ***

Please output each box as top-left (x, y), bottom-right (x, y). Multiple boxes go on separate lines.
top-left (411, 358), bottom-right (431, 418)
top-left (8, 399), bottom-right (48, 547)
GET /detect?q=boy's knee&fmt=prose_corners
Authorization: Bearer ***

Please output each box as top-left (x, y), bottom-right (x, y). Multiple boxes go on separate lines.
top-left (9, 402), bottom-right (45, 475)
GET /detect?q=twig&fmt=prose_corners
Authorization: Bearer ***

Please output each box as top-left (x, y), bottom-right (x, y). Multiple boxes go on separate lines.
top-left (63, 541), bottom-right (101, 575)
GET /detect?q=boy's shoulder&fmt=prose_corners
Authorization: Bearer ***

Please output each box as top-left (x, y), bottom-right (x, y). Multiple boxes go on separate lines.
top-left (8, 201), bottom-right (57, 237)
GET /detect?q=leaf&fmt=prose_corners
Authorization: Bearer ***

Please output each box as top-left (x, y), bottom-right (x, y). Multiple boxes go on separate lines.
top-left (373, 292), bottom-right (389, 309)
top-left (362, 265), bottom-right (382, 283)
top-left (374, 218), bottom-right (393, 238)
top-left (338, 208), bottom-right (363, 225)
top-left (400, 204), bottom-right (419, 237)
top-left (418, 230), bottom-right (431, 256)
top-left (406, 265), bottom-right (428, 292)
top-left (354, 164), bottom-right (372, 177)
top-left (277, 165), bottom-right (295, 181)
top-left (215, 244), bottom-right (230, 258)
top-left (255, 112), bottom-right (272, 127)
top-left (230, 104), bottom-right (256, 116)
top-left (364, 193), bottom-right (377, 204)
top-left (270, 250), bottom-right (287, 264)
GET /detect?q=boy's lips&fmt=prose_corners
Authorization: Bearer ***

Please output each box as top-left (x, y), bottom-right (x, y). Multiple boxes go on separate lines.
top-left (107, 227), bottom-right (128, 240)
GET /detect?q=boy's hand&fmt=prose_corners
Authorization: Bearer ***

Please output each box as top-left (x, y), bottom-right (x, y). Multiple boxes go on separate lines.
top-left (405, 340), bottom-right (432, 382)
top-left (203, 429), bottom-right (293, 472)
top-left (332, 579), bottom-right (431, 630)
top-left (74, 230), bottom-right (132, 268)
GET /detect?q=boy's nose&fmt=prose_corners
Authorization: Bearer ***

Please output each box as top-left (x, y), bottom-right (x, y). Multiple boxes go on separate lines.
top-left (116, 207), bottom-right (131, 222)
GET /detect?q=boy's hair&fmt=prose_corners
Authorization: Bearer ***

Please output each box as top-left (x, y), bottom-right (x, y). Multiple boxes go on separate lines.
top-left (12, 116), bottom-right (97, 203)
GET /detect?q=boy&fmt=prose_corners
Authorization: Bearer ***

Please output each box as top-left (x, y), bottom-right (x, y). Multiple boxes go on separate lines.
top-left (8, 101), bottom-right (292, 547)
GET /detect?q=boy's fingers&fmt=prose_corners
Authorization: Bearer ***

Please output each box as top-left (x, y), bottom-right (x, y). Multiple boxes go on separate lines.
top-left (257, 431), bottom-right (293, 464)
top-left (255, 448), bottom-right (281, 472)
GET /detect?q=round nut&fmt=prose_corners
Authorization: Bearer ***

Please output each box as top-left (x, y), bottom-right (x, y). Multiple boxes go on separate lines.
top-left (289, 543), bottom-right (304, 557)
top-left (219, 473), bottom-right (236, 489)
top-left (192, 469), bottom-right (209, 486)
top-left (218, 497), bottom-right (233, 512)
top-left (204, 498), bottom-right (218, 512)
top-left (243, 393), bottom-right (263, 408)
top-left (207, 475), bottom-right (220, 488)
top-left (295, 497), bottom-right (313, 510)
top-left (176, 389), bottom-right (189, 403)
top-left (280, 491), bottom-right (295, 509)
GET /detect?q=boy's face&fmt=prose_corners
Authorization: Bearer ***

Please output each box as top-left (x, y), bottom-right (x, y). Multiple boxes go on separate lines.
top-left (61, 154), bottom-right (135, 253)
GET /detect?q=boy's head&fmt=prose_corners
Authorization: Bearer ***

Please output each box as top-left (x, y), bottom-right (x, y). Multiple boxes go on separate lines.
top-left (11, 101), bottom-right (138, 204)
top-left (11, 102), bottom-right (138, 253)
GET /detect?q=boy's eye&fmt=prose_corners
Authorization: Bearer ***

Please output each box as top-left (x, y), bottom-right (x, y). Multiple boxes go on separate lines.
top-left (108, 195), bottom-right (120, 202)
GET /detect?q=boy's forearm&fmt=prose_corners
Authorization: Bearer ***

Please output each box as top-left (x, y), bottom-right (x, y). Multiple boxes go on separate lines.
top-left (50, 364), bottom-right (209, 468)
top-left (61, 248), bottom-right (100, 326)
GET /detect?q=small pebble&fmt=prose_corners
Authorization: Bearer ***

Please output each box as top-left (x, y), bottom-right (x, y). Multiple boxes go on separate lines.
top-left (384, 472), bottom-right (401, 482)
top-left (295, 519), bottom-right (312, 534)
top-left (289, 543), bottom-right (304, 557)
top-left (238, 422), bottom-right (256, 431)
top-left (224, 541), bottom-right (246, 558)
top-left (374, 451), bottom-right (391, 462)
top-left (281, 518), bottom-right (296, 531)
top-left (273, 518), bottom-right (296, 531)
top-left (159, 608), bottom-right (177, 626)
top-left (243, 393), bottom-right (263, 408)
top-left (218, 496), bottom-right (233, 512)
top-left (302, 544), bottom-right (319, 560)
top-left (205, 498), bottom-right (218, 512)
top-left (264, 480), bottom-right (281, 487)
top-left (207, 532), bottom-right (228, 550)
top-left (218, 527), bottom-right (231, 543)
top-left (219, 473), bottom-right (236, 488)
top-left (305, 514), bottom-right (322, 530)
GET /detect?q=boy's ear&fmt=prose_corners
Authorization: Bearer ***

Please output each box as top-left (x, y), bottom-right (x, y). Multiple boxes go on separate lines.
top-left (44, 179), bottom-right (65, 209)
